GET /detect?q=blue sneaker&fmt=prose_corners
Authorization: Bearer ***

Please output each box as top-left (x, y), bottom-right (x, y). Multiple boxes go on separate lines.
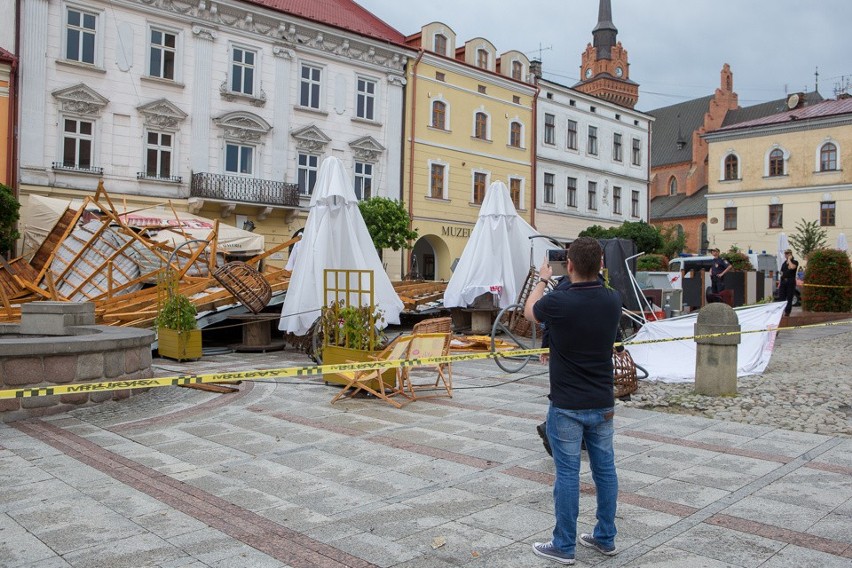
top-left (532, 541), bottom-right (575, 564)
top-left (579, 533), bottom-right (617, 556)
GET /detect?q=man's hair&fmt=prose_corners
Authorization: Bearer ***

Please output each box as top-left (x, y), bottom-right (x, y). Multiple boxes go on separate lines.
top-left (567, 237), bottom-right (602, 279)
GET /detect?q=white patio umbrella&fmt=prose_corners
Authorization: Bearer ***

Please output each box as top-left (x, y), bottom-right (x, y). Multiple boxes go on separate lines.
top-left (278, 156), bottom-right (403, 335)
top-left (837, 232), bottom-right (848, 252)
top-left (776, 232), bottom-right (789, 271)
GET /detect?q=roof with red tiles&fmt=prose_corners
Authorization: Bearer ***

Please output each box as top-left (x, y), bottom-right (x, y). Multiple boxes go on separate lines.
top-left (0, 47), bottom-right (16, 63)
top-left (716, 97), bottom-right (852, 132)
top-left (240, 0), bottom-right (406, 44)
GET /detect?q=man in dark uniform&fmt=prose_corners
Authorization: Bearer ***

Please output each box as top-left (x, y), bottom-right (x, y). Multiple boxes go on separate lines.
top-left (709, 247), bottom-right (731, 294)
top-left (779, 248), bottom-right (799, 317)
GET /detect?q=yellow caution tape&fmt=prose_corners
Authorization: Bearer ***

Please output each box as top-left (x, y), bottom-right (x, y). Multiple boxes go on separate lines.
top-left (801, 283), bottom-right (852, 288)
top-left (1, 320), bottom-right (849, 400)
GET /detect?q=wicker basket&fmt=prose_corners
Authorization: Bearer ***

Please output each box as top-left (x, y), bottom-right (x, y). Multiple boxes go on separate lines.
top-left (213, 261), bottom-right (272, 314)
top-left (613, 348), bottom-right (638, 399)
top-left (412, 316), bottom-right (452, 334)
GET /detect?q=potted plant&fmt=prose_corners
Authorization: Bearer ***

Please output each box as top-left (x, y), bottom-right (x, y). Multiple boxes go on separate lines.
top-left (156, 286), bottom-right (202, 361)
top-left (319, 301), bottom-right (391, 388)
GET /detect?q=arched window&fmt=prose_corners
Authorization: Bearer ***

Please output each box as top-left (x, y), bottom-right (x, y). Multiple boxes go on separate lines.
top-left (431, 101), bottom-right (446, 130)
top-left (724, 154), bottom-right (738, 180)
top-left (820, 142), bottom-right (837, 171)
top-left (769, 148), bottom-right (784, 176)
top-left (433, 34), bottom-right (447, 56)
top-left (509, 121), bottom-right (522, 147)
top-left (474, 112), bottom-right (488, 139)
top-left (512, 61), bottom-right (523, 80)
top-left (668, 176), bottom-right (677, 195)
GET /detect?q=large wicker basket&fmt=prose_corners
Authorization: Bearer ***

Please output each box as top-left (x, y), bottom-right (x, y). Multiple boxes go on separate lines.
top-left (613, 348), bottom-right (638, 399)
top-left (213, 261), bottom-right (272, 314)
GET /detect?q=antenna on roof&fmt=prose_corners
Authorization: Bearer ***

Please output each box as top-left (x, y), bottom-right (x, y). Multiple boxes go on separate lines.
top-left (526, 43), bottom-right (552, 61)
top-left (815, 66), bottom-right (819, 93)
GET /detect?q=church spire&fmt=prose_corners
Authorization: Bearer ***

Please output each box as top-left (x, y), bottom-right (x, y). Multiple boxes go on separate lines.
top-left (592, 0), bottom-right (618, 59)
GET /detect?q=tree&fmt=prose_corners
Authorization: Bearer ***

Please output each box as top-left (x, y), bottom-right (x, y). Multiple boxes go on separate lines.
top-left (658, 224), bottom-right (686, 259)
top-left (357, 197), bottom-right (418, 254)
top-left (789, 219), bottom-right (827, 260)
top-left (0, 184), bottom-right (20, 258)
top-left (579, 220), bottom-right (662, 255)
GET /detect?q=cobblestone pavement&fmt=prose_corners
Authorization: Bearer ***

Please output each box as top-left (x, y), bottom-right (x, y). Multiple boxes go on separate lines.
top-left (0, 320), bottom-right (850, 567)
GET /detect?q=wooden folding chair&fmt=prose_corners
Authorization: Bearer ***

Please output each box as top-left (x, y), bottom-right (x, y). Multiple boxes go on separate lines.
top-left (398, 332), bottom-right (453, 400)
top-left (330, 335), bottom-right (414, 408)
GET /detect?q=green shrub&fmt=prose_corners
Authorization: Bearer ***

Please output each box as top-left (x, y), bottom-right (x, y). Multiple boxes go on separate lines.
top-left (155, 292), bottom-right (198, 331)
top-left (637, 254), bottom-right (668, 271)
top-left (721, 249), bottom-right (754, 271)
top-left (802, 248), bottom-right (852, 312)
top-left (0, 183), bottom-right (20, 256)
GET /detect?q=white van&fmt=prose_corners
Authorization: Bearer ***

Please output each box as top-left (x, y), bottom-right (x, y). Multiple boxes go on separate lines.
top-left (668, 256), bottom-right (715, 273)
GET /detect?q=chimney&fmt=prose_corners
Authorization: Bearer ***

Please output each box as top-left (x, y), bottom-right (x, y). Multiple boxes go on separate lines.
top-left (529, 59), bottom-right (542, 80)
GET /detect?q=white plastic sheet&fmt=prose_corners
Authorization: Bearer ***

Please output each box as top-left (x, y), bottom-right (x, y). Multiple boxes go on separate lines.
top-left (626, 302), bottom-right (785, 383)
top-left (444, 181), bottom-right (553, 309)
top-left (278, 156), bottom-right (403, 335)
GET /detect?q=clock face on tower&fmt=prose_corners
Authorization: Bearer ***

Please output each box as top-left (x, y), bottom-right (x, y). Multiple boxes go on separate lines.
top-left (585, 67), bottom-right (592, 79)
top-left (615, 66), bottom-right (623, 77)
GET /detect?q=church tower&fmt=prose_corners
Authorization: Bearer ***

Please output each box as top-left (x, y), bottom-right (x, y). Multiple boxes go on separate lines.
top-left (574, 0), bottom-right (639, 109)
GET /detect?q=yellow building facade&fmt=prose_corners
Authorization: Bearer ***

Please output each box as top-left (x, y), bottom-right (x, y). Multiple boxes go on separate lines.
top-left (402, 23), bottom-right (536, 281)
top-left (0, 49), bottom-right (14, 187)
top-left (704, 97), bottom-right (852, 259)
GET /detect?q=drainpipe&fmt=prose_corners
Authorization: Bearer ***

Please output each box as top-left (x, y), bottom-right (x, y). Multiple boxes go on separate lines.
top-left (645, 120), bottom-right (652, 222)
top-left (530, 84), bottom-right (540, 228)
top-left (405, 48), bottom-right (425, 278)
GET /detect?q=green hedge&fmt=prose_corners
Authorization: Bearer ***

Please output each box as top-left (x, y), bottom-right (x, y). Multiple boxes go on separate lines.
top-left (802, 248), bottom-right (852, 312)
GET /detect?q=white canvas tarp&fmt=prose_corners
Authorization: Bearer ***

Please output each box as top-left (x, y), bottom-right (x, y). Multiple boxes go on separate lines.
top-left (625, 302), bottom-right (785, 382)
top-left (278, 156), bottom-right (403, 335)
top-left (20, 194), bottom-right (87, 261)
top-left (444, 181), bottom-right (553, 309)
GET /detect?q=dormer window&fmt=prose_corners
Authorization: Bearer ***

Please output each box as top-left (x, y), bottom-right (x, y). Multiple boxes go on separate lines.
top-left (512, 61), bottom-right (522, 80)
top-left (434, 34), bottom-right (447, 56)
top-left (477, 49), bottom-right (489, 69)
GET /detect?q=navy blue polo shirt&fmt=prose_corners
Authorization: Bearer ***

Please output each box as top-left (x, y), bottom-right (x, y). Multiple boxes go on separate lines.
top-left (533, 280), bottom-right (622, 410)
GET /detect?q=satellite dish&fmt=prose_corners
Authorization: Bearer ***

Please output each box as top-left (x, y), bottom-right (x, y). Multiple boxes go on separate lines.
top-left (787, 93), bottom-right (800, 110)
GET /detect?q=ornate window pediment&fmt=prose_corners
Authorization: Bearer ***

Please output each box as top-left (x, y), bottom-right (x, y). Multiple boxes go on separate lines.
top-left (213, 111), bottom-right (272, 142)
top-left (349, 136), bottom-right (385, 162)
top-left (52, 83), bottom-right (109, 117)
top-left (137, 99), bottom-right (188, 130)
top-left (290, 124), bottom-right (331, 153)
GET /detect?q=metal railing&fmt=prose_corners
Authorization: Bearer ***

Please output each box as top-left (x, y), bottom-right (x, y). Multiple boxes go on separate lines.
top-left (137, 172), bottom-right (182, 183)
top-left (190, 172), bottom-right (300, 207)
top-left (52, 162), bottom-right (104, 175)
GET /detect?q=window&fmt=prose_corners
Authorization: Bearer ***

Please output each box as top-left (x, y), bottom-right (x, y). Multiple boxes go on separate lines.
top-left (724, 207), bottom-right (737, 230)
top-left (587, 126), bottom-right (598, 155)
top-left (230, 47), bottom-right (256, 96)
top-left (769, 204), bottom-right (783, 228)
top-left (225, 142), bottom-right (253, 175)
top-left (509, 122), bottom-right (522, 148)
top-left (435, 71), bottom-right (445, 82)
top-left (543, 173), bottom-right (555, 204)
top-left (821, 201), bottom-right (836, 226)
top-left (477, 49), bottom-right (489, 69)
top-left (474, 112), bottom-right (488, 140)
top-left (66, 8), bottom-right (97, 64)
top-left (544, 113), bottom-right (555, 145)
top-left (473, 172), bottom-right (487, 204)
top-left (631, 190), bottom-right (640, 217)
top-left (613, 133), bottom-right (623, 162)
top-left (512, 95), bottom-right (520, 104)
top-left (566, 177), bottom-right (577, 207)
top-left (724, 154), bottom-right (738, 180)
top-left (820, 142), bottom-right (837, 171)
top-left (62, 118), bottom-right (94, 168)
top-left (149, 29), bottom-right (176, 80)
top-left (566, 120), bottom-right (577, 150)
top-left (356, 77), bottom-right (376, 120)
top-left (631, 138), bottom-right (641, 165)
top-left (299, 63), bottom-right (322, 109)
top-left (669, 176), bottom-right (677, 195)
top-left (769, 148), bottom-right (784, 176)
top-left (145, 131), bottom-right (173, 178)
top-left (512, 61), bottom-right (523, 80)
top-left (588, 181), bottom-right (597, 210)
top-left (431, 101), bottom-right (446, 129)
top-left (430, 163), bottom-right (445, 198)
top-left (434, 34), bottom-right (447, 55)
top-left (477, 85), bottom-right (486, 94)
top-left (297, 153), bottom-right (318, 194)
top-left (354, 162), bottom-right (373, 200)
top-left (613, 186), bottom-right (621, 214)
top-left (510, 178), bottom-right (521, 208)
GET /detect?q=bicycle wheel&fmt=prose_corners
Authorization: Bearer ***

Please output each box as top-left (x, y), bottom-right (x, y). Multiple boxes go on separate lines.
top-left (490, 303), bottom-right (537, 373)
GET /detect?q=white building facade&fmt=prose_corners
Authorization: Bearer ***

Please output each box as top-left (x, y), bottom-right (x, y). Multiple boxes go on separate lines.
top-left (534, 79), bottom-right (652, 243)
top-left (16, 0), bottom-right (411, 269)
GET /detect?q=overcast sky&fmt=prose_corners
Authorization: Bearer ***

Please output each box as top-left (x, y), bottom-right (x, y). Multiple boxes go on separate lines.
top-left (356, 0), bottom-right (852, 112)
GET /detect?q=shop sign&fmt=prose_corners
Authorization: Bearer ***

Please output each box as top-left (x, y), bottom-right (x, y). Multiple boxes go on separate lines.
top-left (441, 225), bottom-right (472, 238)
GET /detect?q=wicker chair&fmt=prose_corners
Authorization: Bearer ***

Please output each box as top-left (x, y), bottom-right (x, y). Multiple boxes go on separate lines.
top-left (411, 316), bottom-right (452, 335)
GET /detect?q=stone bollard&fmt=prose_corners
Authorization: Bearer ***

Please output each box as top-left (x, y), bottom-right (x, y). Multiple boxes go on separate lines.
top-left (694, 303), bottom-right (741, 396)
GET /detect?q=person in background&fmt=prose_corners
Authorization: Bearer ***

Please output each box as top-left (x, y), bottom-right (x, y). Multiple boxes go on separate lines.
top-left (709, 247), bottom-right (731, 294)
top-left (779, 248), bottom-right (799, 317)
top-left (524, 237), bottom-right (622, 565)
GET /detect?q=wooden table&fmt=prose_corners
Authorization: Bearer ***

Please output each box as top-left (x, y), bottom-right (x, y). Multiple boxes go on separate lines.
top-left (229, 314), bottom-right (286, 352)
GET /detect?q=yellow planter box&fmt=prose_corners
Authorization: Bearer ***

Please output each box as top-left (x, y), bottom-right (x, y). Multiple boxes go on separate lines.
top-left (158, 328), bottom-right (202, 361)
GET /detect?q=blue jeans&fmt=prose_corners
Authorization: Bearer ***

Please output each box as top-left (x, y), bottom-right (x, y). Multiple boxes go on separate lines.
top-left (546, 405), bottom-right (618, 554)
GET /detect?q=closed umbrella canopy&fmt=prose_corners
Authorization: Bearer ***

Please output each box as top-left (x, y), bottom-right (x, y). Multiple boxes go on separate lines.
top-left (777, 232), bottom-right (789, 271)
top-left (837, 232), bottom-right (848, 252)
top-left (278, 156), bottom-right (403, 335)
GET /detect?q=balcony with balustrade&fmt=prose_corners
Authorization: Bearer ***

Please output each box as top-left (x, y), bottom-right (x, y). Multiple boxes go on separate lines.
top-left (190, 172), bottom-right (304, 220)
